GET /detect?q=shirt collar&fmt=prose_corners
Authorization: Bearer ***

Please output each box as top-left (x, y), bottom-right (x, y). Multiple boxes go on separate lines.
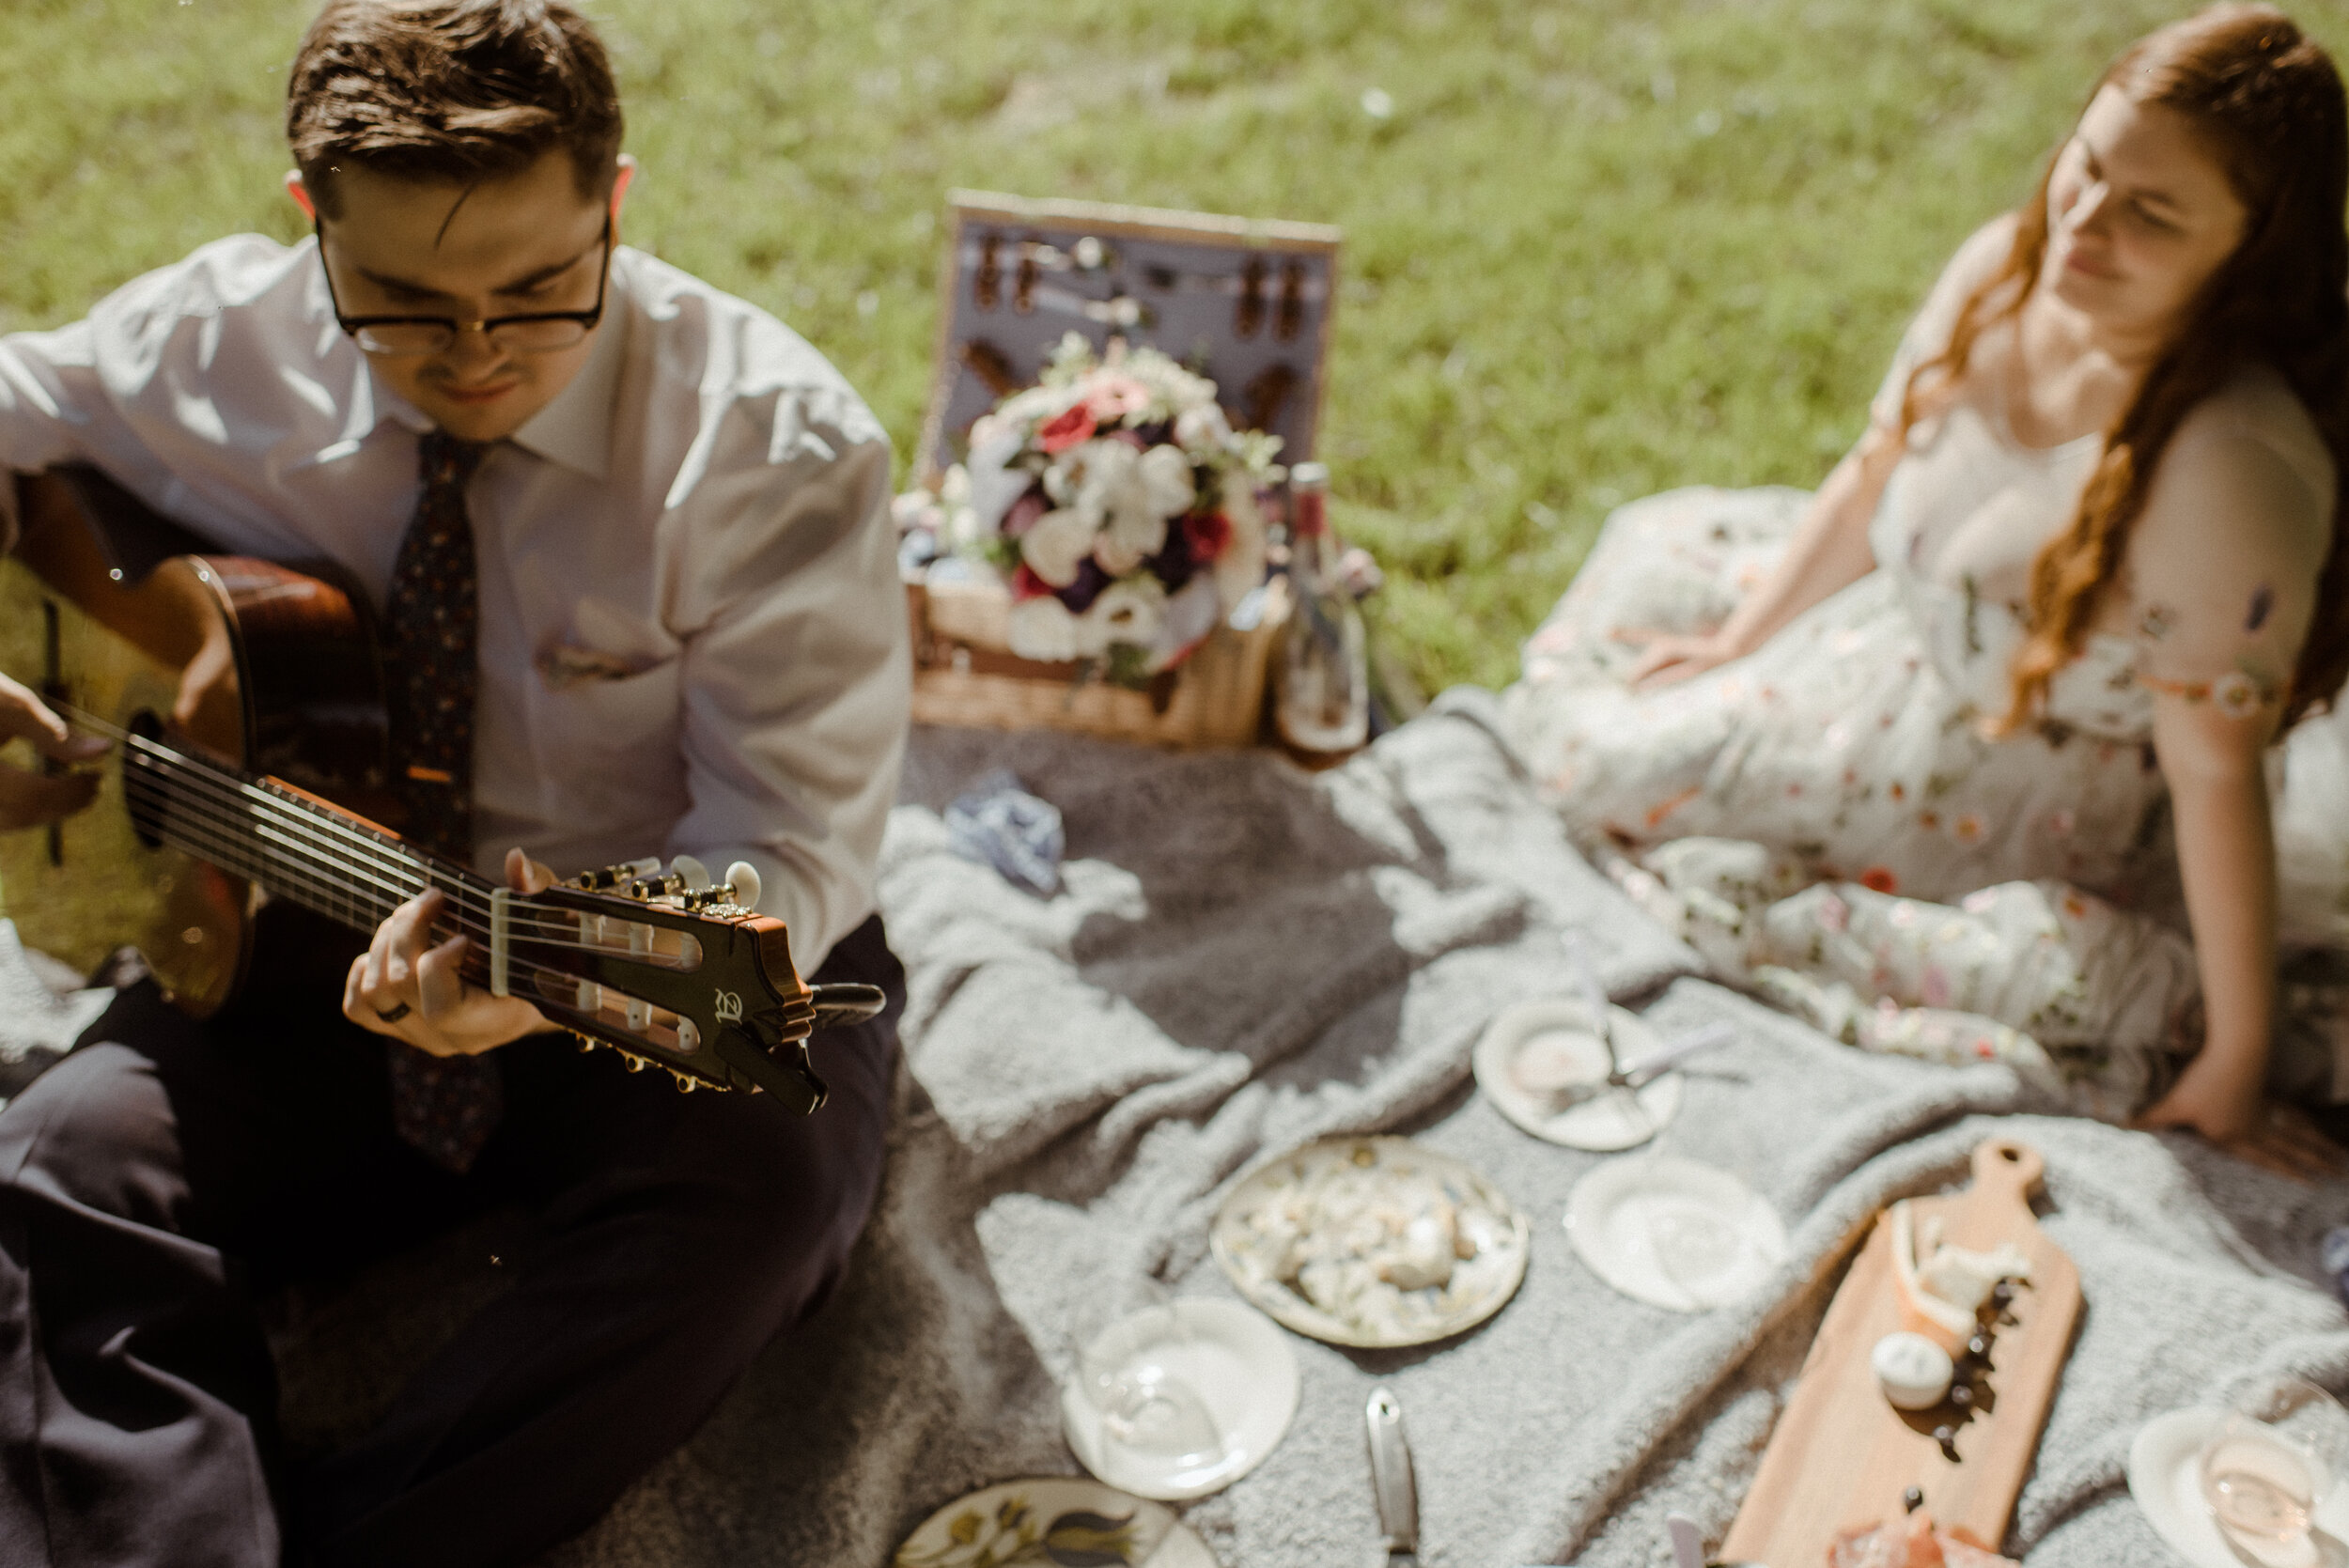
top-left (507, 291), bottom-right (626, 480)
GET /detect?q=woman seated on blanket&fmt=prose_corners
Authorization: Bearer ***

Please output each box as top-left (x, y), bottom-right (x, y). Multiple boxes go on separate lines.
top-left (1501, 3), bottom-right (2349, 1176)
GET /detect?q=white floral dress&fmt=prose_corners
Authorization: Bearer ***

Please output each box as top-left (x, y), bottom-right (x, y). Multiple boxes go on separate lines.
top-left (1500, 230), bottom-right (2343, 1117)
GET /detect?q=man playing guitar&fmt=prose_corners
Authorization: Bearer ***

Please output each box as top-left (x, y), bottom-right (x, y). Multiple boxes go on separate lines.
top-left (0, 3), bottom-right (909, 1562)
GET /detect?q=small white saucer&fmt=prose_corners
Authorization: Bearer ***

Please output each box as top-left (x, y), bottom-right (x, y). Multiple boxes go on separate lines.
top-left (893, 1476), bottom-right (1220, 1567)
top-left (1563, 1154), bottom-right (1787, 1312)
top-left (1061, 1297), bottom-right (1299, 1501)
top-left (1474, 998), bottom-right (1684, 1151)
top-left (2130, 1407), bottom-right (2349, 1568)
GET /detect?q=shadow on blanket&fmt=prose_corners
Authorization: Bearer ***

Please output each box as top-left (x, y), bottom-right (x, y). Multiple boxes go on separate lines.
top-left (8, 691), bottom-right (2347, 1568)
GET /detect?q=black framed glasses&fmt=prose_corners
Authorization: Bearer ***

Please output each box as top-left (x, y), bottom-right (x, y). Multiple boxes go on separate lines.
top-left (316, 216), bottom-right (612, 357)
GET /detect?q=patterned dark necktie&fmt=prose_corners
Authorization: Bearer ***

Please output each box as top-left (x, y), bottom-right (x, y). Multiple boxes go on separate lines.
top-left (382, 428), bottom-right (503, 1173)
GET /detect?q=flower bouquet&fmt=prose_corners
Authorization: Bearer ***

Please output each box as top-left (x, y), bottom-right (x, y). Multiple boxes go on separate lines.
top-left (897, 333), bottom-right (1283, 686)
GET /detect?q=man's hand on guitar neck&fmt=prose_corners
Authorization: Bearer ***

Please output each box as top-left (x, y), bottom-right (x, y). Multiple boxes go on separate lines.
top-left (0, 672), bottom-right (107, 831)
top-left (345, 847), bottom-right (560, 1056)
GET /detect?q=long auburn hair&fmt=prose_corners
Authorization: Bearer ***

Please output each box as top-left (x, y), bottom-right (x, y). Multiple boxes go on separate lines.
top-left (1897, 4), bottom-right (2349, 733)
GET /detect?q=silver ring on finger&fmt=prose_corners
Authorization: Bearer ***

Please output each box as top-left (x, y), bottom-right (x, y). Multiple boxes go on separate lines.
top-left (375, 1001), bottom-right (412, 1024)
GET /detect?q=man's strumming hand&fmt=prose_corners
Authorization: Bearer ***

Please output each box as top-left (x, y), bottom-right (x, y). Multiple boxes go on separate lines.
top-left (0, 671), bottom-right (106, 831)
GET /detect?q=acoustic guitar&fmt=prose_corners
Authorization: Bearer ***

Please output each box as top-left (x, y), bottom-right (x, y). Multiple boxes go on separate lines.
top-left (0, 466), bottom-right (878, 1112)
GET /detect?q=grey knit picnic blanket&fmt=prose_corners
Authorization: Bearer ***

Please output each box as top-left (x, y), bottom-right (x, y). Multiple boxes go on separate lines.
top-left (5, 690), bottom-right (2346, 1566)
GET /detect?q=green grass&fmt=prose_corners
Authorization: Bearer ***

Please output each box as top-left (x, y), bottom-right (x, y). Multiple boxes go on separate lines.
top-left (6, 0), bottom-right (2346, 695)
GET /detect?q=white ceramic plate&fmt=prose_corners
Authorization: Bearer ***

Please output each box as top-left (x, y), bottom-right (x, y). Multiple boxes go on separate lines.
top-left (1563, 1154), bottom-right (1788, 1312)
top-left (2130, 1406), bottom-right (2349, 1568)
top-left (894, 1476), bottom-right (1220, 1567)
top-left (1060, 1297), bottom-right (1300, 1501)
top-left (1211, 1136), bottom-right (1531, 1348)
top-left (1473, 998), bottom-right (1683, 1151)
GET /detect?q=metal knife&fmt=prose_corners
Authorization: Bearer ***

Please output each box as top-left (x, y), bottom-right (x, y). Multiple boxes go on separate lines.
top-left (1365, 1385), bottom-right (1420, 1566)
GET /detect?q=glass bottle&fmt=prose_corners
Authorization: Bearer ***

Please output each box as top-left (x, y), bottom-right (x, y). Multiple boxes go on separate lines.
top-left (1275, 462), bottom-right (1369, 754)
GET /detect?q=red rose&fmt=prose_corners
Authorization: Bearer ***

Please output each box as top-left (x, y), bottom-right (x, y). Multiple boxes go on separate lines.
top-left (1037, 404), bottom-right (1097, 454)
top-left (1011, 564), bottom-right (1054, 600)
top-left (1859, 866), bottom-right (1898, 894)
top-left (1183, 510), bottom-right (1233, 562)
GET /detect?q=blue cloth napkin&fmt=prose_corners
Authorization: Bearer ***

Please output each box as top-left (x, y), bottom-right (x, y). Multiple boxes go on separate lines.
top-left (944, 768), bottom-right (1065, 897)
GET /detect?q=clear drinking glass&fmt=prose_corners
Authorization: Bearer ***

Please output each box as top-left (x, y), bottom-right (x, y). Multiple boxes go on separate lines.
top-left (1066, 1282), bottom-right (1228, 1492)
top-left (2200, 1377), bottom-right (2349, 1565)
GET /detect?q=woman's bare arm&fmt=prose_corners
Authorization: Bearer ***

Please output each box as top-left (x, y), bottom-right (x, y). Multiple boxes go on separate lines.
top-left (2139, 699), bottom-right (2340, 1173)
top-left (1627, 423), bottom-right (1904, 687)
top-left (2125, 414), bottom-right (2339, 1174)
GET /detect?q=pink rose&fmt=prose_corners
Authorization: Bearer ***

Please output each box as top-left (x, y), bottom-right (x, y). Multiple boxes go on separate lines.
top-left (1002, 491), bottom-right (1049, 537)
top-left (1038, 404), bottom-right (1097, 454)
top-left (1086, 373), bottom-right (1153, 422)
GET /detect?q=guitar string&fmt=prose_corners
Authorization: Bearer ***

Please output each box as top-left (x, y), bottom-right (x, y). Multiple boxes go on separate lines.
top-left (112, 784), bottom-right (677, 1012)
top-left (117, 766), bottom-right (591, 950)
top-left (52, 701), bottom-right (600, 939)
top-left (109, 754), bottom-right (700, 993)
top-left (117, 785), bottom-right (606, 1003)
top-left (100, 727), bottom-right (632, 944)
top-left (55, 706), bottom-right (748, 1032)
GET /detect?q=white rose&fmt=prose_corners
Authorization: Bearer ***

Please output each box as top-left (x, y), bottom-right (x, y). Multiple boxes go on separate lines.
top-left (1094, 529), bottom-right (1146, 577)
top-left (1136, 443), bottom-right (1198, 518)
top-left (1174, 404), bottom-right (1233, 453)
top-left (1007, 596), bottom-right (1081, 662)
top-left (1085, 577), bottom-right (1167, 652)
top-left (1213, 474), bottom-right (1269, 611)
top-left (1019, 507), bottom-right (1098, 588)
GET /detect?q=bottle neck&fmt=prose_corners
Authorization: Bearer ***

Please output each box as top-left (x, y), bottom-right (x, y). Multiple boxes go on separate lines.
top-left (1290, 487), bottom-right (1330, 577)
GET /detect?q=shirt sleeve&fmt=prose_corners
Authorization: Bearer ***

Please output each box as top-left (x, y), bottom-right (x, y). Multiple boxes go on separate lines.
top-left (2123, 398), bottom-right (2333, 718)
top-left (663, 380), bottom-right (910, 973)
top-left (0, 316), bottom-right (112, 551)
top-left (0, 237), bottom-right (313, 554)
top-left (1868, 215), bottom-right (2023, 433)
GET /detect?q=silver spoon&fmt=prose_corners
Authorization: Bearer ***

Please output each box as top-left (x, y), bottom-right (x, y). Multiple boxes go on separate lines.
top-left (1542, 1022), bottom-right (1738, 1113)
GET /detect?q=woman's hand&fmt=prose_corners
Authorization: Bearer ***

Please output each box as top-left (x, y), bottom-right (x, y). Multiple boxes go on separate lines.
top-left (1618, 628), bottom-right (1747, 691)
top-left (345, 847), bottom-right (556, 1055)
top-left (2135, 1057), bottom-right (2342, 1179)
top-left (0, 671), bottom-right (107, 831)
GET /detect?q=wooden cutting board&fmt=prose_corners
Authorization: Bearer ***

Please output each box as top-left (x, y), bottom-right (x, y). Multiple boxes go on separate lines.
top-left (1719, 1139), bottom-right (2081, 1566)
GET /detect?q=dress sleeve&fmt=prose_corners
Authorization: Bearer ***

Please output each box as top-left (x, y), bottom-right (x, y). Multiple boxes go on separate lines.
top-left (1867, 216), bottom-right (2022, 432)
top-left (2122, 396), bottom-right (2333, 720)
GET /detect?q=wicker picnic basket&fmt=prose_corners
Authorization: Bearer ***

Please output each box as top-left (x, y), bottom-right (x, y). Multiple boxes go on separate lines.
top-left (904, 191), bottom-right (1337, 750)
top-left (905, 579), bottom-right (1288, 749)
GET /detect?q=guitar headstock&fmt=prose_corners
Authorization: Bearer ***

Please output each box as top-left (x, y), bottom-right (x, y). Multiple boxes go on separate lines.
top-left (494, 856), bottom-right (879, 1112)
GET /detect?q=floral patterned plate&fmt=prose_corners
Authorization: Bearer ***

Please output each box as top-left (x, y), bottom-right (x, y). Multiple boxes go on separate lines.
top-left (1210, 1135), bottom-right (1531, 1348)
top-left (893, 1477), bottom-right (1218, 1568)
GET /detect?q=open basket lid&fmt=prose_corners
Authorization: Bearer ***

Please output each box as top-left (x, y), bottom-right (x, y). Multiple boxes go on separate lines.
top-left (916, 190), bottom-right (1342, 481)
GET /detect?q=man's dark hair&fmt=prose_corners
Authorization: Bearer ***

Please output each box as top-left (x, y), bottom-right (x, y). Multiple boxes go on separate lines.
top-left (287, 0), bottom-right (624, 218)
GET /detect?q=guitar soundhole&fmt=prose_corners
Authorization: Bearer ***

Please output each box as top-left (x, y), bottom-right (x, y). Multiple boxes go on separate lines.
top-left (124, 709), bottom-right (168, 850)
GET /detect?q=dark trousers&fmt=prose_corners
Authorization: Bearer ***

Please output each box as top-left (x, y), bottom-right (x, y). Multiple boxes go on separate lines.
top-left (0, 904), bottom-right (900, 1568)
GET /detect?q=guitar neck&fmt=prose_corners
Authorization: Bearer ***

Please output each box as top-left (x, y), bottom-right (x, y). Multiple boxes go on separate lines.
top-left (121, 726), bottom-right (490, 942)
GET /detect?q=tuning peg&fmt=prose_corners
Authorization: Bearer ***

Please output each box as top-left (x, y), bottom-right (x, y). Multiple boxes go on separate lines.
top-left (622, 1053), bottom-right (646, 1073)
top-left (723, 861), bottom-right (762, 910)
top-left (671, 855), bottom-right (711, 891)
top-left (671, 1071), bottom-right (697, 1094)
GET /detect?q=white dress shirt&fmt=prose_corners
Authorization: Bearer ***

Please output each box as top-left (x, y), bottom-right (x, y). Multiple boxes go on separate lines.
top-left (0, 234), bottom-right (909, 970)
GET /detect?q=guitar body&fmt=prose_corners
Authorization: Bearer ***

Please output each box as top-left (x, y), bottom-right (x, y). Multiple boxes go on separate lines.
top-left (2, 467), bottom-right (863, 1110)
top-left (1, 467), bottom-right (391, 1012)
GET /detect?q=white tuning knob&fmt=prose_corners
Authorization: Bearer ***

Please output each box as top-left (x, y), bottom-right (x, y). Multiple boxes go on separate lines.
top-left (670, 855), bottom-right (711, 891)
top-left (723, 861), bottom-right (762, 911)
